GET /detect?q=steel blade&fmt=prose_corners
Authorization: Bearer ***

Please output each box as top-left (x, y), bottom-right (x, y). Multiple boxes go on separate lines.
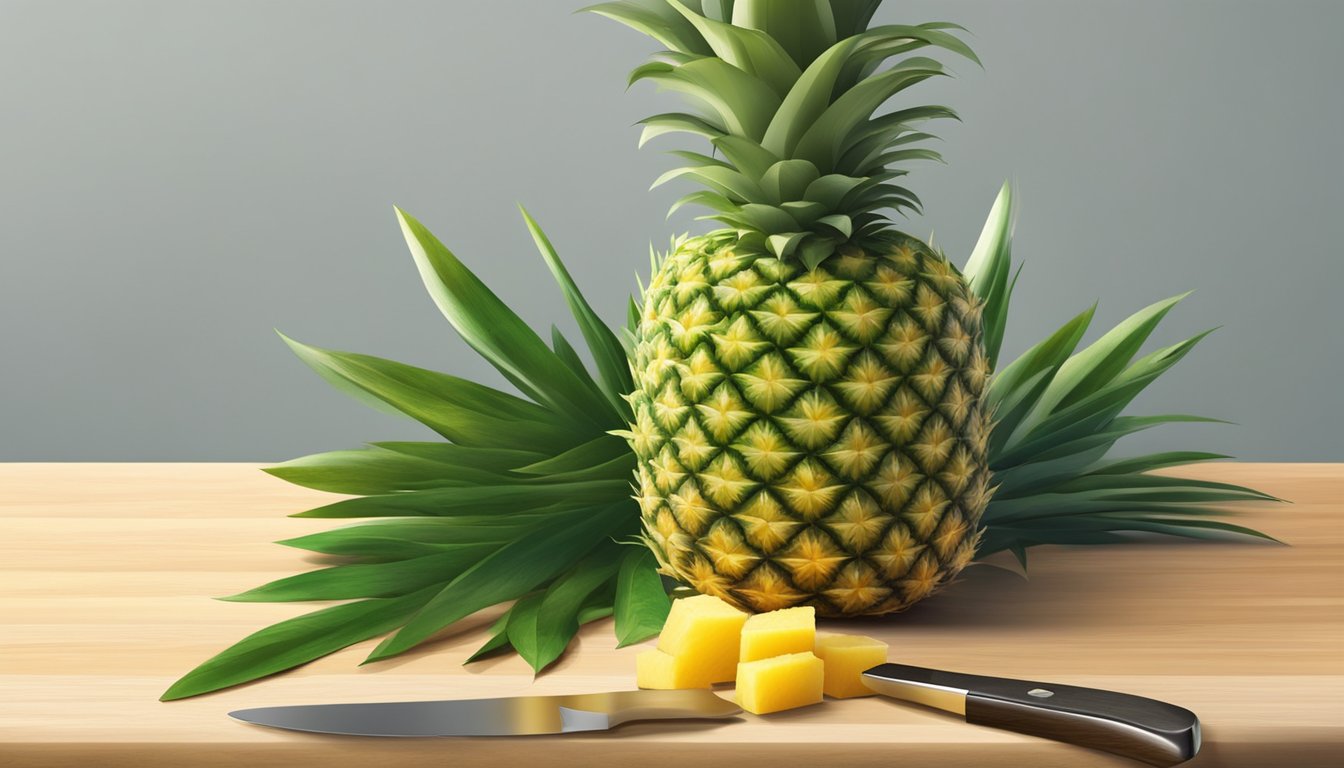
top-left (229, 689), bottom-right (740, 737)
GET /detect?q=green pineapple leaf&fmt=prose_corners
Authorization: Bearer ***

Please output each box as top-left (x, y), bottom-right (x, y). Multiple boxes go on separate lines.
top-left (166, 212), bottom-right (646, 700)
top-left (522, 207), bottom-right (635, 417)
top-left (465, 609), bottom-right (515, 663)
top-left (364, 501), bottom-right (633, 663)
top-left (583, 1), bottom-right (714, 56)
top-left (265, 444), bottom-right (546, 496)
top-left (277, 335), bottom-right (582, 453)
top-left (962, 181), bottom-right (1015, 367)
top-left (974, 181), bottom-right (1277, 558)
top-left (667, 1), bottom-right (802, 97)
top-left (397, 208), bottom-right (621, 428)
top-left (527, 542), bottom-right (624, 672)
top-left (219, 551), bottom-right (500, 602)
top-left (289, 482), bottom-right (629, 519)
top-left (161, 584), bottom-right (444, 701)
top-left (613, 547), bottom-right (674, 647)
top-left (276, 517), bottom-right (541, 559)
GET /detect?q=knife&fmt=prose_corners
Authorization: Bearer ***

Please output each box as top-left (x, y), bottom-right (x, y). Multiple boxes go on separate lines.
top-left (229, 688), bottom-right (740, 737)
top-left (862, 663), bottom-right (1200, 767)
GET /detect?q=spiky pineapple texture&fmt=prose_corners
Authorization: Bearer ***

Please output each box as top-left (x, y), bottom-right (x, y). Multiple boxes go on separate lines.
top-left (628, 231), bottom-right (991, 614)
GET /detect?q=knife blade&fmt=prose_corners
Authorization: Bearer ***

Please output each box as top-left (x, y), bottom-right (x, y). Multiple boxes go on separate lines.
top-left (862, 663), bottom-right (1200, 767)
top-left (229, 688), bottom-right (741, 737)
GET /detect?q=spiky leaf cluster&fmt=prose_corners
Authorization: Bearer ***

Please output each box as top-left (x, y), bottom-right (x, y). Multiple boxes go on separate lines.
top-left (963, 184), bottom-right (1277, 566)
top-left (160, 210), bottom-right (673, 700)
top-left (589, 0), bottom-right (978, 268)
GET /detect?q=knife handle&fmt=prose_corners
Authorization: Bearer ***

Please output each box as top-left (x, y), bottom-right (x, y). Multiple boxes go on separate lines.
top-left (862, 664), bottom-right (1200, 767)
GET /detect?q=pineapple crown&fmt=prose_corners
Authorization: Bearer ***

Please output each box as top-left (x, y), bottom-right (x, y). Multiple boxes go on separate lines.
top-left (587, 0), bottom-right (979, 268)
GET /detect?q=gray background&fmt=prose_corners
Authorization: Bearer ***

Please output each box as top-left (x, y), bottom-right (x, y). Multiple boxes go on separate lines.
top-left (1, 0), bottom-right (1340, 461)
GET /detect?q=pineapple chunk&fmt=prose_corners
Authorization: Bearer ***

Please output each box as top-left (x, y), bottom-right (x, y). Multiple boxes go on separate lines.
top-left (656, 594), bottom-right (749, 684)
top-left (735, 652), bottom-right (824, 715)
top-left (636, 648), bottom-right (709, 690)
top-left (739, 606), bottom-right (815, 662)
top-left (814, 633), bottom-right (889, 698)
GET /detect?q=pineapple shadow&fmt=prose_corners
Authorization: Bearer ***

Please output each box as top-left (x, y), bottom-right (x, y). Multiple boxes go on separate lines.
top-left (840, 537), bottom-right (1279, 632)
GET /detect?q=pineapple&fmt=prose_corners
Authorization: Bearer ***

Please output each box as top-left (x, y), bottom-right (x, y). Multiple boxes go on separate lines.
top-left (596, 1), bottom-right (990, 613)
top-left (164, 1), bottom-right (1276, 702)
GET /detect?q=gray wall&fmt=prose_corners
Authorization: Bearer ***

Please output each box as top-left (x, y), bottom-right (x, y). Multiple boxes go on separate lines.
top-left (1, 0), bottom-right (1340, 461)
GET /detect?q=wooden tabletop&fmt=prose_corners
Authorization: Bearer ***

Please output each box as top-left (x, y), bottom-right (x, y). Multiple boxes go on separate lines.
top-left (2, 463), bottom-right (1341, 767)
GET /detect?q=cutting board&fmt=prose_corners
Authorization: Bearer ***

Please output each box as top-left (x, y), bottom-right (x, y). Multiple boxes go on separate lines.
top-left (2, 463), bottom-right (1340, 767)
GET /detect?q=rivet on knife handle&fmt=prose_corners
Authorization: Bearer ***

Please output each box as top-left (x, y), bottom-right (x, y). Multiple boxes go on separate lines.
top-left (862, 663), bottom-right (1200, 767)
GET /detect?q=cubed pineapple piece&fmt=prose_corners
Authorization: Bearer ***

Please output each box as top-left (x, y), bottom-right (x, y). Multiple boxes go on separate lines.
top-left (656, 594), bottom-right (749, 684)
top-left (739, 606), bottom-right (815, 662)
top-left (636, 648), bottom-right (710, 689)
top-left (735, 652), bottom-right (824, 715)
top-left (814, 633), bottom-right (889, 698)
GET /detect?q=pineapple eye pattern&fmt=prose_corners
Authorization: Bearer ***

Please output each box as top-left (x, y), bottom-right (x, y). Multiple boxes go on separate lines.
top-left (630, 236), bottom-right (990, 616)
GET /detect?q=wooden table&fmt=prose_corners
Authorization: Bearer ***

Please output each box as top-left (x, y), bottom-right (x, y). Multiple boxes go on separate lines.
top-left (2, 463), bottom-right (1341, 767)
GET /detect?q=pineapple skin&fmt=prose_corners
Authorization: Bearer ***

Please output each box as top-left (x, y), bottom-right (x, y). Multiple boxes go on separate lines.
top-left (628, 231), bottom-right (993, 617)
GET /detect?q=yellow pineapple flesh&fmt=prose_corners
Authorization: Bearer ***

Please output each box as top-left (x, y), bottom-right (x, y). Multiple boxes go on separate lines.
top-left (739, 606), bottom-right (815, 662)
top-left (814, 633), bottom-right (889, 698)
top-left (735, 652), bottom-right (825, 715)
top-left (653, 594), bottom-right (748, 685)
top-left (635, 648), bottom-right (707, 690)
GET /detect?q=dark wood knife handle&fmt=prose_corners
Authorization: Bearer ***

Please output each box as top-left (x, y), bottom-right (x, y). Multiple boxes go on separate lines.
top-left (873, 664), bottom-right (1201, 766)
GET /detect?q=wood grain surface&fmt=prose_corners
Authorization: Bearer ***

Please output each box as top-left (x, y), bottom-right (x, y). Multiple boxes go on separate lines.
top-left (2, 463), bottom-right (1341, 767)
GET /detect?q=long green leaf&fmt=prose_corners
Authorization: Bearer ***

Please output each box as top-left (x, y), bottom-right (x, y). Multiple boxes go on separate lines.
top-left (221, 549), bottom-right (493, 602)
top-left (830, 0), bottom-right (884, 39)
top-left (277, 516), bottom-right (544, 556)
top-left (642, 57), bottom-right (782, 141)
top-left (653, 163), bottom-right (766, 202)
top-left (279, 335), bottom-right (578, 453)
top-left (732, 0), bottom-right (837, 68)
top-left (841, 24), bottom-right (980, 89)
top-left (963, 182), bottom-right (1014, 367)
top-left (668, 2), bottom-right (801, 97)
top-left (1089, 451), bottom-right (1230, 476)
top-left (761, 36), bottom-right (861, 157)
top-left (291, 482), bottom-right (630, 519)
top-left (991, 414), bottom-right (1225, 473)
top-left (371, 441), bottom-right (547, 468)
top-left (584, 1), bottom-right (713, 55)
top-left (526, 542), bottom-right (624, 672)
top-left (760, 159), bottom-right (821, 205)
top-left (365, 502), bottom-right (633, 662)
top-left (522, 208), bottom-right (634, 418)
top-left (397, 208), bottom-right (614, 429)
top-left (793, 58), bottom-right (945, 169)
top-left (1007, 331), bottom-right (1214, 458)
top-left (710, 135), bottom-right (780, 179)
top-left (613, 547), bottom-right (672, 646)
top-left (515, 434), bottom-right (633, 476)
top-left (160, 584), bottom-right (442, 701)
top-left (638, 112), bottom-right (726, 146)
top-left (504, 592), bottom-right (545, 671)
top-left (265, 446), bottom-right (509, 496)
top-left (1025, 293), bottom-right (1191, 424)
top-left (465, 608), bottom-right (514, 663)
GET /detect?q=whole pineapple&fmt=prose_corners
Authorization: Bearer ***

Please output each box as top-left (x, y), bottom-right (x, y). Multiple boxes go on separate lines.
top-left (597, 0), bottom-right (990, 614)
